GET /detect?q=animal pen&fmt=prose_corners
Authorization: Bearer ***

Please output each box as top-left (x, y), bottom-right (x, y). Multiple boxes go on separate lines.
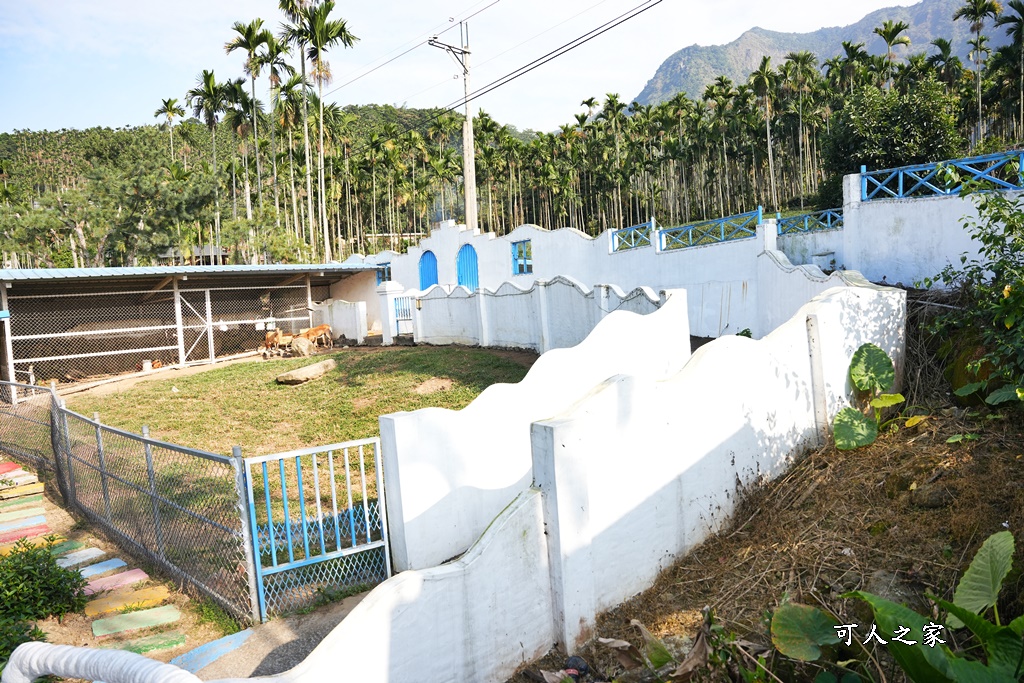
top-left (0, 264), bottom-right (378, 388)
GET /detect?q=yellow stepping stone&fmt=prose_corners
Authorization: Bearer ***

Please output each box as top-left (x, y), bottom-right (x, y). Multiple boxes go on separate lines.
top-left (85, 586), bottom-right (171, 617)
top-left (0, 534), bottom-right (64, 556)
top-left (0, 483), bottom-right (44, 500)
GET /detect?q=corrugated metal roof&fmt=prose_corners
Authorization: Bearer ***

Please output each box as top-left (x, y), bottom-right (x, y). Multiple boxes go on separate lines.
top-left (0, 263), bottom-right (378, 281)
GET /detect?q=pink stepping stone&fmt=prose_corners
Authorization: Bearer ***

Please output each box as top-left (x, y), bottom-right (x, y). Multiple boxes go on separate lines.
top-left (0, 523), bottom-right (49, 545)
top-left (85, 568), bottom-right (149, 596)
top-left (0, 462), bottom-right (20, 475)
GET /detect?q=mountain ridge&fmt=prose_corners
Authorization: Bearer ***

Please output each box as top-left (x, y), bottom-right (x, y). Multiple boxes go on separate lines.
top-left (635, 0), bottom-right (1009, 104)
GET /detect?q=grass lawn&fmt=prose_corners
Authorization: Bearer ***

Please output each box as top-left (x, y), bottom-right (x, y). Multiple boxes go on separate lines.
top-left (66, 346), bottom-right (534, 457)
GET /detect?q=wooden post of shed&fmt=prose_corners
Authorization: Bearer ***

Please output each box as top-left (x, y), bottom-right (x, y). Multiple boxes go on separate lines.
top-left (0, 283), bottom-right (16, 404)
top-left (172, 277), bottom-right (186, 368)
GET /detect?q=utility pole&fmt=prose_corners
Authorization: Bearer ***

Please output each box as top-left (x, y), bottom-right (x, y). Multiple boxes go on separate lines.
top-left (429, 23), bottom-right (478, 232)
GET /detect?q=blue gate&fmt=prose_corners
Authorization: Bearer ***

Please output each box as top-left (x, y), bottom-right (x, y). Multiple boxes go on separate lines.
top-left (456, 244), bottom-right (479, 291)
top-left (243, 438), bottom-right (391, 619)
top-left (419, 251), bottom-right (438, 290)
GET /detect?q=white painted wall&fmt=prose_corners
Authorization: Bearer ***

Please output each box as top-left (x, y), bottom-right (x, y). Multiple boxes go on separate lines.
top-left (330, 271), bottom-right (381, 333)
top-left (777, 229), bottom-right (844, 271)
top-left (840, 173), bottom-right (994, 286)
top-left (531, 284), bottom-right (906, 651)
top-left (414, 276), bottom-right (662, 353)
top-left (311, 300), bottom-right (366, 344)
top-left (380, 289), bottom-right (691, 572)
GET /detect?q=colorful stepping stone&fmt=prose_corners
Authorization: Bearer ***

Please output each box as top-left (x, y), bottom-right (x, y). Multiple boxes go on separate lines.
top-left (56, 547), bottom-right (105, 568)
top-left (92, 605), bottom-right (181, 638)
top-left (170, 629), bottom-right (253, 674)
top-left (80, 558), bottom-right (127, 578)
top-left (0, 506), bottom-right (44, 524)
top-left (85, 586), bottom-right (171, 617)
top-left (0, 470), bottom-right (36, 486)
top-left (85, 568), bottom-right (148, 595)
top-left (0, 534), bottom-right (63, 556)
top-left (0, 515), bottom-right (46, 533)
top-left (0, 493), bottom-right (43, 510)
top-left (0, 523), bottom-right (49, 545)
top-left (0, 462), bottom-right (21, 476)
top-left (47, 539), bottom-right (83, 556)
top-left (0, 482), bottom-right (44, 500)
top-left (98, 631), bottom-right (186, 654)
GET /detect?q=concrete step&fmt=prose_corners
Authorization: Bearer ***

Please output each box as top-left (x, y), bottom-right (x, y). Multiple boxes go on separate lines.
top-left (0, 523), bottom-right (49, 545)
top-left (56, 547), bottom-right (105, 568)
top-left (99, 631), bottom-right (186, 655)
top-left (85, 568), bottom-right (149, 596)
top-left (0, 506), bottom-right (45, 524)
top-left (80, 558), bottom-right (127, 579)
top-left (170, 629), bottom-right (253, 674)
top-left (85, 586), bottom-right (172, 617)
top-left (0, 493), bottom-right (43, 511)
top-left (0, 462), bottom-right (21, 476)
top-left (0, 471), bottom-right (38, 487)
top-left (0, 514), bottom-right (46, 534)
top-left (0, 482), bottom-right (44, 500)
top-left (92, 604), bottom-right (181, 638)
top-left (0, 534), bottom-right (65, 556)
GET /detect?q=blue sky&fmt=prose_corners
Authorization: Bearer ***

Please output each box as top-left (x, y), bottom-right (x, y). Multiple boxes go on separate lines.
top-left (0, 0), bottom-right (917, 134)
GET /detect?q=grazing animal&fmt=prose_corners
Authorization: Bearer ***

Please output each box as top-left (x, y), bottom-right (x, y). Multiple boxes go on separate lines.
top-left (297, 324), bottom-right (333, 349)
top-left (263, 329), bottom-right (294, 352)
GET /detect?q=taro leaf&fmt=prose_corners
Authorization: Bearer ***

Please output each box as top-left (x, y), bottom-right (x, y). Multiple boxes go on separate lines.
top-left (870, 393), bottom-right (905, 409)
top-left (936, 597), bottom-right (1023, 676)
top-left (630, 619), bottom-right (675, 669)
top-left (949, 531), bottom-right (1015, 629)
top-left (954, 381), bottom-right (987, 397)
top-left (770, 602), bottom-right (839, 661)
top-left (844, 591), bottom-right (956, 683)
top-left (833, 408), bottom-right (878, 450)
top-left (985, 385), bottom-right (1024, 405)
top-left (850, 343), bottom-right (896, 394)
top-left (905, 415), bottom-right (929, 428)
top-left (598, 637), bottom-right (644, 670)
top-left (813, 674), bottom-right (838, 683)
top-left (1008, 614), bottom-right (1024, 637)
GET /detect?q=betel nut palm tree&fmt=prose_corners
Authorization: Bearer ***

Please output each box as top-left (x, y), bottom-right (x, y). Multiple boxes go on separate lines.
top-left (154, 98), bottom-right (185, 162)
top-left (293, 0), bottom-right (358, 263)
top-left (996, 0), bottom-right (1024, 136)
top-left (954, 0), bottom-right (1003, 144)
top-left (873, 19), bottom-right (912, 89)
top-left (186, 69), bottom-right (227, 264)
top-left (225, 19), bottom-right (271, 211)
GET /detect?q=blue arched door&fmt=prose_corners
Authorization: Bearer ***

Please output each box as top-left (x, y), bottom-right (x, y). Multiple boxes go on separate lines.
top-left (456, 244), bottom-right (479, 291)
top-left (419, 251), bottom-right (438, 290)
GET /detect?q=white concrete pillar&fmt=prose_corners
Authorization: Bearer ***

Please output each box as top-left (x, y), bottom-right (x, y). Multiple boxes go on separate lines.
top-left (757, 218), bottom-right (778, 253)
top-left (597, 284), bottom-right (610, 321)
top-left (377, 281), bottom-right (404, 346)
top-left (537, 280), bottom-right (551, 354)
top-left (477, 289), bottom-right (491, 347)
top-left (530, 418), bottom-right (596, 654)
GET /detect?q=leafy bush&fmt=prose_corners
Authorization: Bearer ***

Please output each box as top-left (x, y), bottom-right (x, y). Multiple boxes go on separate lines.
top-left (926, 186), bottom-right (1024, 407)
top-left (0, 536), bottom-right (87, 621)
top-left (819, 79), bottom-right (964, 206)
top-left (0, 617), bottom-right (45, 673)
top-left (832, 343), bottom-right (904, 450)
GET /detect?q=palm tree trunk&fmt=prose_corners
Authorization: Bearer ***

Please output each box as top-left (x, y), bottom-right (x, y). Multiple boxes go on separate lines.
top-left (250, 74), bottom-right (263, 211)
top-left (212, 126), bottom-right (221, 264)
top-left (300, 54), bottom-right (317, 259)
top-left (318, 81), bottom-right (331, 262)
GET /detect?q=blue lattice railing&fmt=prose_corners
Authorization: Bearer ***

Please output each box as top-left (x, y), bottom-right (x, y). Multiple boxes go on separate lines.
top-left (777, 209), bottom-right (843, 235)
top-left (861, 150), bottom-right (1024, 201)
top-left (612, 220), bottom-right (653, 252)
top-left (659, 207), bottom-right (763, 251)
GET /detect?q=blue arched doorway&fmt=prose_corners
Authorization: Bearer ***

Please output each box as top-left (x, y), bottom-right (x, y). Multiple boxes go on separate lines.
top-left (456, 244), bottom-right (479, 291)
top-left (419, 251), bottom-right (438, 290)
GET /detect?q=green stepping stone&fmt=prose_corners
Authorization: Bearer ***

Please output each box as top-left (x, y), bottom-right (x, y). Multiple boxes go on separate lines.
top-left (99, 631), bottom-right (186, 654)
top-left (92, 604), bottom-right (181, 637)
top-left (0, 494), bottom-right (42, 510)
top-left (49, 540), bottom-right (85, 555)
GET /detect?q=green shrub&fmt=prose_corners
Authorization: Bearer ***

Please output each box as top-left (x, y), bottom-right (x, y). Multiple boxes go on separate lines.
top-left (0, 616), bottom-right (46, 673)
top-left (0, 536), bottom-right (87, 621)
top-left (832, 343), bottom-right (904, 450)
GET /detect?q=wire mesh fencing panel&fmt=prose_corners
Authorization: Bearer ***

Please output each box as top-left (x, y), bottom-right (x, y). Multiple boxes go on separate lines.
top-left (8, 290), bottom-right (179, 382)
top-left (54, 408), bottom-right (257, 621)
top-left (244, 439), bottom-right (391, 619)
top-left (0, 381), bottom-right (68, 502)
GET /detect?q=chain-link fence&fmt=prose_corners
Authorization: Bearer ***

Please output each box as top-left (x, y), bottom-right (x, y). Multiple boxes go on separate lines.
top-left (0, 381), bottom-right (258, 622)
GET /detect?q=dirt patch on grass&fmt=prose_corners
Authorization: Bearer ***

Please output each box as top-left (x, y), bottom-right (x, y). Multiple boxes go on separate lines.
top-left (414, 377), bottom-right (453, 394)
top-left (352, 396), bottom-right (376, 410)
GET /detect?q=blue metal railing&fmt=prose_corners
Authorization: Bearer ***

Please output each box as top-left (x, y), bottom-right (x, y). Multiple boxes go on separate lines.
top-left (659, 207), bottom-right (763, 251)
top-left (861, 150), bottom-right (1024, 201)
top-left (243, 438), bottom-right (391, 619)
top-left (612, 220), bottom-right (654, 252)
top-left (777, 209), bottom-right (843, 235)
